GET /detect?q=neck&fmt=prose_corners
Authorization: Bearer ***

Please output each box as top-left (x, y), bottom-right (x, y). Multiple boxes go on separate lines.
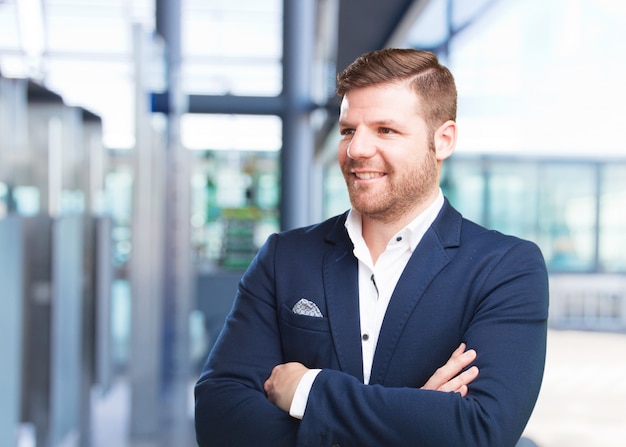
top-left (361, 207), bottom-right (417, 264)
top-left (360, 190), bottom-right (440, 264)
top-left (361, 220), bottom-right (398, 265)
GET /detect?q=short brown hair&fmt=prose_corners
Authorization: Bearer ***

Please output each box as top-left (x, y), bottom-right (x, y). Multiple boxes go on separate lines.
top-left (336, 48), bottom-right (457, 132)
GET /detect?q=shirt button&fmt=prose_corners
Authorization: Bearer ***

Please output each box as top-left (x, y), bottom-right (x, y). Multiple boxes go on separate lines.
top-left (362, 333), bottom-right (369, 341)
top-left (396, 236), bottom-right (403, 242)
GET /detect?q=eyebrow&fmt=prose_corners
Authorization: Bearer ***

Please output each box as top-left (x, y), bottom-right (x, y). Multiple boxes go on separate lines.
top-left (339, 118), bottom-right (400, 128)
top-left (369, 119), bottom-right (399, 127)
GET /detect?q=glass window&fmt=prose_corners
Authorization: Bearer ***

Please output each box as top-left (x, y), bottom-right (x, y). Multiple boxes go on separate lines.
top-left (443, 157), bottom-right (612, 273)
top-left (486, 160), bottom-right (539, 242)
top-left (537, 163), bottom-right (597, 272)
top-left (599, 163), bottom-right (626, 272)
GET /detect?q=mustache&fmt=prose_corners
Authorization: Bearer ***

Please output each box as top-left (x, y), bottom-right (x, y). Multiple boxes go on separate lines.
top-left (342, 160), bottom-right (389, 172)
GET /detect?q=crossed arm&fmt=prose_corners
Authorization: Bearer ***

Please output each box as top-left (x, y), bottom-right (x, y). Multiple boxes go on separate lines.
top-left (264, 342), bottom-right (479, 413)
top-left (195, 234), bottom-right (548, 446)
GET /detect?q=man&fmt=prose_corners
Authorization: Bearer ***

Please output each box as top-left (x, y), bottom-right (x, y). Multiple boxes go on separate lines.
top-left (195, 48), bottom-right (549, 447)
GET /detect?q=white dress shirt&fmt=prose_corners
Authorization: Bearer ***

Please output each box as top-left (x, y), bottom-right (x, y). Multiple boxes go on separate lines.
top-left (289, 190), bottom-right (445, 419)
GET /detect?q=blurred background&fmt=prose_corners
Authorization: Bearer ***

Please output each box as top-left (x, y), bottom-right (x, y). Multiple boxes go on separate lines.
top-left (1, 0), bottom-right (625, 446)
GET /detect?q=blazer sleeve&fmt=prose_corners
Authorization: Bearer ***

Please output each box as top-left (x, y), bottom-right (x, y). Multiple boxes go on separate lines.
top-left (296, 239), bottom-right (549, 447)
top-left (194, 233), bottom-right (300, 446)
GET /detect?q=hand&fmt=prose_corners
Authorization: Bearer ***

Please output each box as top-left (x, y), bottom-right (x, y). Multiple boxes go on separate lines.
top-left (421, 343), bottom-right (479, 397)
top-left (264, 362), bottom-right (310, 412)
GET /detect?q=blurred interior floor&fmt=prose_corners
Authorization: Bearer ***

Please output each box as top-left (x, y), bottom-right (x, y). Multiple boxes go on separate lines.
top-left (91, 378), bottom-right (196, 447)
top-left (85, 329), bottom-right (626, 447)
top-left (522, 329), bottom-right (626, 446)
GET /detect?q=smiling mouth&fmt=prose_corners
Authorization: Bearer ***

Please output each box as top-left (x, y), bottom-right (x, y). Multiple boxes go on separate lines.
top-left (353, 171), bottom-right (385, 180)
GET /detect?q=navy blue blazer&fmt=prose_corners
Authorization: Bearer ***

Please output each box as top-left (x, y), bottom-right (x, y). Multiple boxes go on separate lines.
top-left (195, 199), bottom-right (549, 447)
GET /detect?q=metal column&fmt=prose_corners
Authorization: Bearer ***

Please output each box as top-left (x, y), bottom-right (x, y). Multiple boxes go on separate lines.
top-left (156, 0), bottom-right (194, 443)
top-left (129, 24), bottom-right (164, 439)
top-left (128, 0), bottom-right (195, 443)
top-left (280, 0), bottom-right (317, 230)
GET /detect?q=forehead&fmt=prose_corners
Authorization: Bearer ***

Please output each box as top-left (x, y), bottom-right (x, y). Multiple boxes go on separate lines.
top-left (339, 82), bottom-right (423, 121)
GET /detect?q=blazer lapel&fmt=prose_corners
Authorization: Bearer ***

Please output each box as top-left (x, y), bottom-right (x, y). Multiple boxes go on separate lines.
top-left (369, 201), bottom-right (461, 385)
top-left (323, 216), bottom-right (364, 382)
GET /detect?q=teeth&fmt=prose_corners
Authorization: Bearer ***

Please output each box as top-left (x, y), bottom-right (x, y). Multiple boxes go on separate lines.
top-left (355, 172), bottom-right (382, 180)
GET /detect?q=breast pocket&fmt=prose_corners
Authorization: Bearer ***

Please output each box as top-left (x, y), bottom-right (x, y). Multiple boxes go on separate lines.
top-left (279, 303), bottom-right (337, 369)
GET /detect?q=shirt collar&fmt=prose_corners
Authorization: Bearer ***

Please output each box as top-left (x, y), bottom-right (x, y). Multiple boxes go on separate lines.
top-left (345, 189), bottom-right (445, 253)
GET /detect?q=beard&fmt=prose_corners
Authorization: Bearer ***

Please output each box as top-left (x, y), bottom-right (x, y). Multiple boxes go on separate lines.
top-left (342, 146), bottom-right (439, 224)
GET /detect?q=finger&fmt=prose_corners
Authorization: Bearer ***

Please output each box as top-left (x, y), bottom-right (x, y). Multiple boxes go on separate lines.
top-left (446, 348), bottom-right (476, 375)
top-left (457, 384), bottom-right (468, 397)
top-left (263, 365), bottom-right (280, 399)
top-left (421, 345), bottom-right (476, 390)
top-left (452, 342), bottom-right (467, 357)
top-left (264, 376), bottom-right (274, 398)
top-left (438, 365), bottom-right (479, 393)
top-left (447, 343), bottom-right (467, 362)
top-left (423, 345), bottom-right (462, 387)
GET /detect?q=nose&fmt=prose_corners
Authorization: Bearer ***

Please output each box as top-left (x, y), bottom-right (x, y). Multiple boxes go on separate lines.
top-left (346, 129), bottom-right (375, 159)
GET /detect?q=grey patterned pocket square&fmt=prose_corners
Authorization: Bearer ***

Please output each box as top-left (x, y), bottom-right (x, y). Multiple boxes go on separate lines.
top-left (292, 298), bottom-right (324, 317)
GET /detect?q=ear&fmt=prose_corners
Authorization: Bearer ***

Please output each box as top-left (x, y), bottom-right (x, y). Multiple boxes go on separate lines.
top-left (434, 120), bottom-right (457, 161)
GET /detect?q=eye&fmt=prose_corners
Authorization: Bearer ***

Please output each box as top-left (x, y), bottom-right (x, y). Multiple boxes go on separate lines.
top-left (379, 127), bottom-right (395, 135)
top-left (340, 128), bottom-right (355, 136)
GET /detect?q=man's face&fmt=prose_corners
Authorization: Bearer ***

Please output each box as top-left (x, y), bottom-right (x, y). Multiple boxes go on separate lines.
top-left (337, 82), bottom-right (440, 223)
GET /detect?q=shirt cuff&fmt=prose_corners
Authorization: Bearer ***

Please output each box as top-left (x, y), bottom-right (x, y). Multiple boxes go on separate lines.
top-left (289, 369), bottom-right (322, 419)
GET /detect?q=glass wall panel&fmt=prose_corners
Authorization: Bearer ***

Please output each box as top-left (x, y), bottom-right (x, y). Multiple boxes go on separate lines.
top-left (487, 160), bottom-right (539, 242)
top-left (536, 163), bottom-right (597, 272)
top-left (440, 156), bottom-right (610, 274)
top-left (599, 163), bottom-right (626, 272)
